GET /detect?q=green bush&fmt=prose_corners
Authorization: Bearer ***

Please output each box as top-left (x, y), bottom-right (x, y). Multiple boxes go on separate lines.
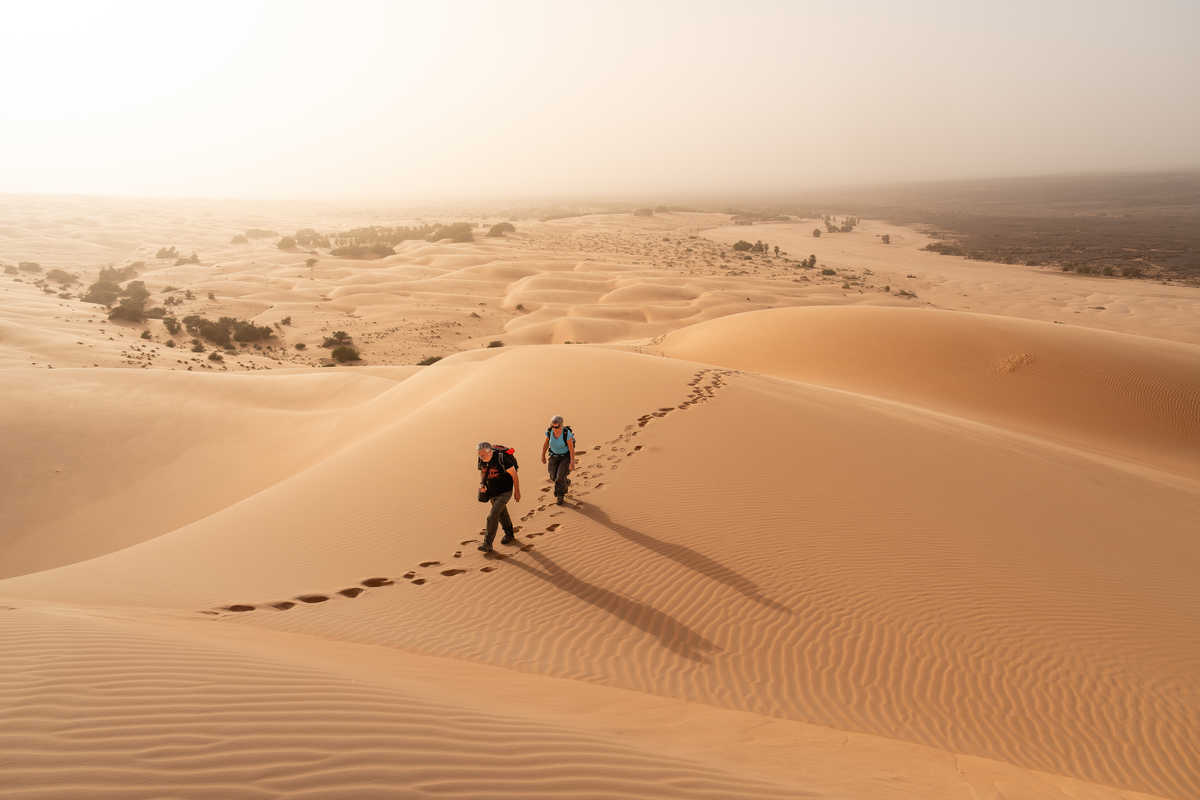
top-left (322, 330), bottom-right (352, 348)
top-left (83, 281), bottom-right (121, 306)
top-left (331, 345), bottom-right (360, 362)
top-left (821, 268), bottom-right (836, 276)
top-left (294, 228), bottom-right (330, 248)
top-left (141, 330), bottom-right (152, 340)
top-left (417, 355), bottom-right (442, 365)
top-left (428, 222), bottom-right (473, 243)
top-left (276, 236), bottom-right (297, 250)
top-left (294, 342), bottom-right (306, 350)
top-left (487, 340), bottom-right (504, 348)
top-left (330, 243), bottom-right (395, 258)
top-left (174, 252), bottom-right (200, 265)
top-left (812, 228), bottom-right (821, 238)
top-left (732, 240), bottom-right (753, 252)
top-left (487, 222), bottom-right (516, 237)
top-left (46, 269), bottom-right (77, 284)
top-left (164, 317), bottom-right (181, 335)
top-left (208, 351), bottom-right (224, 362)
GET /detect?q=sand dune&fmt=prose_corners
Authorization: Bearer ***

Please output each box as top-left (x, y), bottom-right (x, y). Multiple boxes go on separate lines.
top-left (656, 305), bottom-right (1200, 479)
top-left (2, 200), bottom-right (1198, 798)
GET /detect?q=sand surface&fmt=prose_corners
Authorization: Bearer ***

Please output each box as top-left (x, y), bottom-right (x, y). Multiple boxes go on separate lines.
top-left (2, 197), bottom-right (1198, 798)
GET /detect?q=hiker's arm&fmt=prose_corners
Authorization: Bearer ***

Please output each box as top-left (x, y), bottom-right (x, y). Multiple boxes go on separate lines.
top-left (479, 467), bottom-right (487, 493)
top-left (508, 467), bottom-right (520, 502)
top-left (541, 437), bottom-right (548, 463)
top-left (568, 437), bottom-right (576, 468)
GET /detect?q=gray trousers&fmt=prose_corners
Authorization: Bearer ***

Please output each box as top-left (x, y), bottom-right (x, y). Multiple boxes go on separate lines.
top-left (548, 453), bottom-right (571, 497)
top-left (484, 491), bottom-right (514, 546)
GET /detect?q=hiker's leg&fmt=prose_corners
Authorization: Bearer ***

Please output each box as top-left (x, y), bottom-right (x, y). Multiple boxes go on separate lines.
top-left (484, 491), bottom-right (511, 546)
top-left (547, 454), bottom-right (558, 482)
top-left (553, 457), bottom-right (569, 497)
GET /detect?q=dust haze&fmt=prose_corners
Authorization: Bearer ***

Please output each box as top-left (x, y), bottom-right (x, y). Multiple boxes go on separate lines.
top-left (4, 0), bottom-right (1199, 200)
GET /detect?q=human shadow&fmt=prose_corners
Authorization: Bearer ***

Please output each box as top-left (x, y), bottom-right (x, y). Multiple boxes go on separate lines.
top-left (504, 547), bottom-right (721, 664)
top-left (575, 505), bottom-right (792, 614)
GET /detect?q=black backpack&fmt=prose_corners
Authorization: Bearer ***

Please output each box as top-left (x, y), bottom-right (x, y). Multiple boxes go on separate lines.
top-left (477, 446), bottom-right (518, 501)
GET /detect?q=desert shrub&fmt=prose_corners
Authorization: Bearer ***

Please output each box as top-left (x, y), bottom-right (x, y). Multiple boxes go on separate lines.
top-left (165, 339), bottom-right (176, 348)
top-left (330, 243), bottom-right (394, 259)
top-left (294, 342), bottom-right (306, 350)
top-left (232, 319), bottom-right (274, 342)
top-left (1061, 265), bottom-right (1074, 272)
top-left (230, 233), bottom-right (249, 244)
top-left (923, 241), bottom-right (964, 256)
top-left (293, 228), bottom-right (330, 248)
top-left (322, 330), bottom-right (352, 348)
top-left (417, 355), bottom-right (442, 365)
top-left (122, 280), bottom-right (150, 303)
top-left (280, 316), bottom-right (292, 325)
top-left (487, 340), bottom-right (504, 348)
top-left (245, 228), bottom-right (278, 239)
top-left (108, 296), bottom-right (147, 322)
top-left (881, 234), bottom-right (891, 244)
top-left (98, 265), bottom-right (138, 283)
top-left (732, 240), bottom-right (753, 252)
top-left (632, 208), bottom-right (654, 217)
top-left (812, 228), bottom-right (821, 238)
top-left (144, 307), bottom-right (166, 319)
top-left (3, 265), bottom-right (16, 275)
top-left (1102, 266), bottom-right (1116, 276)
top-left (83, 280), bottom-right (121, 306)
top-left (487, 222), bottom-right (516, 237)
top-left (330, 224), bottom-right (435, 249)
top-left (331, 345), bottom-right (360, 362)
top-left (46, 269), bottom-right (77, 284)
top-left (140, 330), bottom-right (152, 340)
top-left (804, 255), bottom-right (817, 268)
top-left (428, 222), bottom-right (474, 243)
top-left (896, 289), bottom-right (918, 298)
top-left (164, 295), bottom-right (183, 306)
top-left (276, 236), bottom-right (297, 250)
top-left (163, 317), bottom-right (181, 335)
top-left (174, 252), bottom-right (200, 265)
top-left (18, 262), bottom-right (42, 273)
top-left (821, 268), bottom-right (836, 276)
top-left (1121, 266), bottom-right (1144, 278)
top-left (155, 246), bottom-right (179, 259)
top-left (208, 351), bottom-right (224, 362)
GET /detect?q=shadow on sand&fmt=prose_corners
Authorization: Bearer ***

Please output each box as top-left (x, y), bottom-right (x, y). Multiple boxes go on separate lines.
top-left (574, 505), bottom-right (791, 614)
top-left (505, 546), bottom-right (721, 663)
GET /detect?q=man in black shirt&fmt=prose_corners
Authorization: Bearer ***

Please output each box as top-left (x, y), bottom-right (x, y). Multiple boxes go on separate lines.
top-left (476, 441), bottom-right (520, 553)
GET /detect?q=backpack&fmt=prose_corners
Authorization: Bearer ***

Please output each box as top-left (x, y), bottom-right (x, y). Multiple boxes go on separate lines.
top-left (478, 446), bottom-right (518, 501)
top-left (546, 425), bottom-right (576, 454)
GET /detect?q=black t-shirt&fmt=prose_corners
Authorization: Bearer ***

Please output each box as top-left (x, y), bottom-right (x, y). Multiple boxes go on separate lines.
top-left (478, 450), bottom-right (517, 496)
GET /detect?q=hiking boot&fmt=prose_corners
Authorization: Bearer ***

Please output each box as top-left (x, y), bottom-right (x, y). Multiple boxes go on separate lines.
top-left (477, 543), bottom-right (493, 553)
top-left (500, 534), bottom-right (516, 545)
top-left (556, 495), bottom-right (565, 505)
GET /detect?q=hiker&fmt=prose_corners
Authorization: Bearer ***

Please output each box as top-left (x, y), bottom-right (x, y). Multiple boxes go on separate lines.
top-left (476, 441), bottom-right (520, 552)
top-left (541, 414), bottom-right (575, 505)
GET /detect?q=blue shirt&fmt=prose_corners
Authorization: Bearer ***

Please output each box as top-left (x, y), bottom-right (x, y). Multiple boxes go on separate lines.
top-left (547, 427), bottom-right (574, 455)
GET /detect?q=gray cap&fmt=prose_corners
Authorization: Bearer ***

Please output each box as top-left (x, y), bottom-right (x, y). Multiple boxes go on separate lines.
top-left (477, 441), bottom-right (492, 451)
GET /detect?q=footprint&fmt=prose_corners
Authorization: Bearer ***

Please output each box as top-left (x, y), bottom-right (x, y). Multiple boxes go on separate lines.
top-left (520, 544), bottom-right (535, 551)
top-left (527, 532), bottom-right (544, 538)
top-left (338, 587), bottom-right (364, 598)
top-left (419, 561), bottom-right (441, 568)
top-left (403, 571), bottom-right (416, 579)
top-left (633, 445), bottom-right (643, 451)
top-left (411, 578), bottom-right (426, 585)
top-left (271, 601), bottom-right (296, 610)
top-left (546, 523), bottom-right (560, 531)
top-left (296, 594), bottom-right (328, 604)
top-left (480, 565), bottom-right (497, 573)
top-left (460, 539), bottom-right (477, 546)
top-left (225, 604), bottom-right (255, 612)
top-left (199, 610), bottom-right (220, 615)
top-left (362, 577), bottom-right (393, 587)
top-left (441, 568), bottom-right (467, 576)
top-left (453, 551), bottom-right (462, 558)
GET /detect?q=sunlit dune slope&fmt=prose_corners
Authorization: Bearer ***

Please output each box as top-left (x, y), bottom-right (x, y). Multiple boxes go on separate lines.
top-left (2, 342), bottom-right (1196, 798)
top-left (655, 305), bottom-right (1200, 479)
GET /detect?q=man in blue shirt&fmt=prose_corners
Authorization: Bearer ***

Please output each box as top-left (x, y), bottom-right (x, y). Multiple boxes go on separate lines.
top-left (540, 414), bottom-right (575, 505)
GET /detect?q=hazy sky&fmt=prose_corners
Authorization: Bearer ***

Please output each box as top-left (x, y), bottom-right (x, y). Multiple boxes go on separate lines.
top-left (3, 0), bottom-right (1198, 200)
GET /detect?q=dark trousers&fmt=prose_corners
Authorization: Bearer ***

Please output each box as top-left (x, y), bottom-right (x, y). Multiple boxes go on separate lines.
top-left (548, 453), bottom-right (571, 497)
top-left (484, 491), bottom-right (514, 546)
